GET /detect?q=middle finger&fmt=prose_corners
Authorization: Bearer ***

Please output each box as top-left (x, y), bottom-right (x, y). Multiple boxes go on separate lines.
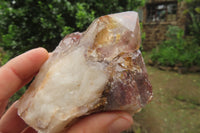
top-left (0, 101), bottom-right (28, 133)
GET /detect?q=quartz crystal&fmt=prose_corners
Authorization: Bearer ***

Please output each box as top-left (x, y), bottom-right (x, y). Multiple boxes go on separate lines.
top-left (18, 11), bottom-right (152, 133)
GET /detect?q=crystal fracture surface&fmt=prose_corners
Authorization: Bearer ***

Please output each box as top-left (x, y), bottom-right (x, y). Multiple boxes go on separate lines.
top-left (18, 11), bottom-right (152, 133)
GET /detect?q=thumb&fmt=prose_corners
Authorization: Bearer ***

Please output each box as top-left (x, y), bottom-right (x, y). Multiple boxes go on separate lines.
top-left (66, 111), bottom-right (133, 133)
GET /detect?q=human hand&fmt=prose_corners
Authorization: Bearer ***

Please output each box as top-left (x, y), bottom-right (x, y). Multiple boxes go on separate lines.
top-left (0, 48), bottom-right (133, 133)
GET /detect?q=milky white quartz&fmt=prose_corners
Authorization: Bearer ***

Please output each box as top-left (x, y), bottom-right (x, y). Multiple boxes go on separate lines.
top-left (18, 11), bottom-right (152, 133)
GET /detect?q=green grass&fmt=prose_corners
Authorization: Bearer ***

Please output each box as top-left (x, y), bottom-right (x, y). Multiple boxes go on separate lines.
top-left (131, 54), bottom-right (200, 133)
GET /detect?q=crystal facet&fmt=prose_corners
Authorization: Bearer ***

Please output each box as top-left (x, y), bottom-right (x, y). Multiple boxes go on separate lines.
top-left (18, 11), bottom-right (152, 133)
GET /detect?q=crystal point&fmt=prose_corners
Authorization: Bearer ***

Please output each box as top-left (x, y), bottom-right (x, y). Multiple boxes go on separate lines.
top-left (18, 11), bottom-right (152, 133)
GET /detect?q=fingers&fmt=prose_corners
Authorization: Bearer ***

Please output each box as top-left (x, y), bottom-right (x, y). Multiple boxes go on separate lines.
top-left (0, 100), bottom-right (8, 118)
top-left (0, 48), bottom-right (48, 101)
top-left (21, 127), bottom-right (37, 133)
top-left (0, 101), bottom-right (27, 133)
top-left (66, 111), bottom-right (133, 133)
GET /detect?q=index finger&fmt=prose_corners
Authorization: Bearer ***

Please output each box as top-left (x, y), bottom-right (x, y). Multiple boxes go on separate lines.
top-left (0, 48), bottom-right (48, 101)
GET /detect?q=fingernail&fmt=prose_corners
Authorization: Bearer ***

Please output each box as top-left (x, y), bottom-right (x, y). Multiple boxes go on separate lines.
top-left (108, 115), bottom-right (133, 133)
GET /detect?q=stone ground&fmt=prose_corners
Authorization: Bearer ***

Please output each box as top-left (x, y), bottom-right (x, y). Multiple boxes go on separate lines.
top-left (127, 54), bottom-right (200, 133)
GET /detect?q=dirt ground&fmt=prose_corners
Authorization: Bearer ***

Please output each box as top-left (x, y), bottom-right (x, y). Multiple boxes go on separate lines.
top-left (132, 65), bottom-right (200, 133)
